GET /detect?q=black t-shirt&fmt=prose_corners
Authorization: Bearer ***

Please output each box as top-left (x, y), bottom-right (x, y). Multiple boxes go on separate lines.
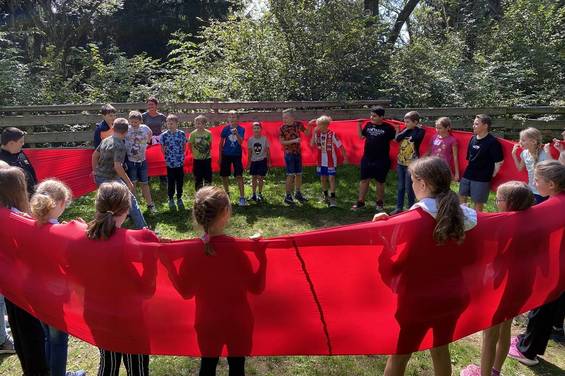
top-left (361, 122), bottom-right (396, 161)
top-left (0, 148), bottom-right (38, 194)
top-left (463, 133), bottom-right (504, 182)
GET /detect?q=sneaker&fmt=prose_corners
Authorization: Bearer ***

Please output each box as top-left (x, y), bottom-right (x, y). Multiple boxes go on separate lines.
top-left (177, 199), bottom-right (185, 209)
top-left (390, 208), bottom-right (403, 215)
top-left (295, 191), bottom-right (308, 203)
top-left (351, 201), bottom-right (366, 210)
top-left (250, 194), bottom-right (258, 202)
top-left (460, 364), bottom-right (480, 376)
top-left (257, 193), bottom-right (264, 202)
top-left (66, 371), bottom-right (86, 376)
top-left (284, 194), bottom-right (295, 205)
top-left (168, 199), bottom-right (176, 210)
top-left (375, 204), bottom-right (385, 212)
top-left (148, 204), bottom-right (157, 214)
top-left (508, 337), bottom-right (539, 366)
top-left (238, 197), bottom-right (248, 206)
top-left (329, 197), bottom-right (337, 208)
top-left (0, 338), bottom-right (15, 354)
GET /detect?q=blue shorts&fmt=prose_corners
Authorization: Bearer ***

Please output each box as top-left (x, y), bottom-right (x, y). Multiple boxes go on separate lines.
top-left (250, 159), bottom-right (268, 177)
top-left (126, 160), bottom-right (149, 183)
top-left (316, 166), bottom-right (336, 176)
top-left (284, 153), bottom-right (302, 175)
top-left (459, 177), bottom-right (490, 204)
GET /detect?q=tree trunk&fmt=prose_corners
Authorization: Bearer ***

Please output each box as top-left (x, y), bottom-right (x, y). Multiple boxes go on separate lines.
top-left (387, 0), bottom-right (420, 47)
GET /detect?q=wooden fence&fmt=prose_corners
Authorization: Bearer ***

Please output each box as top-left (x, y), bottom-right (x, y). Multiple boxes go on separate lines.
top-left (0, 101), bottom-right (563, 148)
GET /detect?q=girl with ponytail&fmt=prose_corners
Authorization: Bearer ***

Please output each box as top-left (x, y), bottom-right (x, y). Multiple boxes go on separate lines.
top-left (86, 181), bottom-right (151, 375)
top-left (373, 156), bottom-right (477, 376)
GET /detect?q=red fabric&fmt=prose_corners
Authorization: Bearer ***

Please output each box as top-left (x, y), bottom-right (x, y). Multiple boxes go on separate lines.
top-left (0, 194), bottom-right (563, 356)
top-left (25, 120), bottom-right (528, 197)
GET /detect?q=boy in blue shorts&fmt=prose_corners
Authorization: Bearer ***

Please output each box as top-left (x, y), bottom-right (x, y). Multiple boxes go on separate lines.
top-left (310, 115), bottom-right (348, 207)
top-left (219, 111), bottom-right (247, 206)
top-left (125, 111), bottom-right (156, 213)
top-left (279, 108), bottom-right (312, 205)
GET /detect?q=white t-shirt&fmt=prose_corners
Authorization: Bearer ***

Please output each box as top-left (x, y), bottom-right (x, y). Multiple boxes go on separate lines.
top-left (411, 197), bottom-right (477, 232)
top-left (247, 136), bottom-right (269, 162)
top-left (520, 149), bottom-right (549, 195)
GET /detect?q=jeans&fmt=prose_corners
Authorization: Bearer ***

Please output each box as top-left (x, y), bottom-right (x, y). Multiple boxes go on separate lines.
top-left (396, 164), bottom-right (415, 210)
top-left (0, 295), bottom-right (6, 344)
top-left (166, 166), bottom-right (184, 200)
top-left (43, 324), bottom-right (69, 376)
top-left (94, 176), bottom-right (147, 229)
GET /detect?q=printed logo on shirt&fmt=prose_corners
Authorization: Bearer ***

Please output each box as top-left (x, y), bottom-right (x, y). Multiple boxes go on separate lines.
top-left (253, 142), bottom-right (263, 156)
top-left (473, 145), bottom-right (480, 149)
top-left (365, 128), bottom-right (386, 137)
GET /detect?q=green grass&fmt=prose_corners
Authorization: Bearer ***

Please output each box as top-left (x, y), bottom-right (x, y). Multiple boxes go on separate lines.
top-left (1, 166), bottom-right (563, 375)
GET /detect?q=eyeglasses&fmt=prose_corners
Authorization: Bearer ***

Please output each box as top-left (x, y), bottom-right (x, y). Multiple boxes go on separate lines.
top-left (495, 197), bottom-right (506, 204)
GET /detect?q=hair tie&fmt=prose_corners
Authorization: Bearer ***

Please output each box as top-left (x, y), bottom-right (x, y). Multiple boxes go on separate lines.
top-left (106, 210), bottom-right (114, 215)
top-left (200, 233), bottom-right (210, 244)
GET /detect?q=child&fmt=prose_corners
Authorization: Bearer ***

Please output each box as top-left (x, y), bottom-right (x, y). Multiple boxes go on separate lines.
top-left (93, 104), bottom-right (117, 149)
top-left (143, 96), bottom-right (168, 184)
top-left (30, 179), bottom-right (86, 376)
top-left (551, 129), bottom-right (565, 164)
top-left (310, 115), bottom-right (348, 207)
top-left (188, 115), bottom-right (213, 191)
top-left (427, 117), bottom-right (460, 181)
top-left (0, 166), bottom-right (50, 375)
top-left (247, 122), bottom-right (270, 202)
top-left (511, 127), bottom-right (551, 204)
top-left (508, 160), bottom-right (565, 365)
top-left (86, 181), bottom-right (151, 375)
top-left (125, 111), bottom-right (156, 213)
top-left (460, 181), bottom-right (534, 376)
top-left (352, 106), bottom-right (396, 212)
top-left (162, 186), bottom-right (267, 376)
top-left (219, 111), bottom-right (247, 206)
top-left (0, 126), bottom-right (38, 194)
top-left (92, 118), bottom-right (147, 229)
top-left (459, 114), bottom-right (504, 212)
top-left (279, 108), bottom-right (311, 205)
top-left (373, 157), bottom-right (477, 376)
top-left (392, 111), bottom-right (425, 215)
top-left (160, 114), bottom-right (187, 210)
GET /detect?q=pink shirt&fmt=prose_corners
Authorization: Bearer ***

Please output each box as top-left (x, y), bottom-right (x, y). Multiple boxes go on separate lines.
top-left (430, 134), bottom-right (457, 170)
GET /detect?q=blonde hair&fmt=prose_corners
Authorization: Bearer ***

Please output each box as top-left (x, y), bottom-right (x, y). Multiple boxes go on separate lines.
top-left (496, 181), bottom-right (534, 211)
top-left (316, 115), bottom-right (332, 127)
top-left (30, 179), bottom-right (72, 224)
top-left (0, 160), bottom-right (9, 169)
top-left (194, 115), bottom-right (208, 125)
top-left (167, 114), bottom-right (179, 122)
top-left (87, 182), bottom-right (131, 240)
top-left (193, 186), bottom-right (231, 256)
top-left (435, 117), bottom-right (452, 129)
top-left (535, 160), bottom-right (565, 193)
top-left (519, 127), bottom-right (544, 163)
top-left (0, 167), bottom-right (30, 213)
top-left (128, 111), bottom-right (143, 121)
top-left (409, 157), bottom-right (466, 245)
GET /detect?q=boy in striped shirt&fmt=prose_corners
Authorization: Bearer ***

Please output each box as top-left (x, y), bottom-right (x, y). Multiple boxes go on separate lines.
top-left (310, 115), bottom-right (348, 207)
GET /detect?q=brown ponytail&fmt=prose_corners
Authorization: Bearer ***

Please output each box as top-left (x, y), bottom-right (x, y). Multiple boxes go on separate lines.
top-left (87, 182), bottom-right (130, 240)
top-left (409, 157), bottom-right (466, 245)
top-left (192, 186), bottom-right (231, 256)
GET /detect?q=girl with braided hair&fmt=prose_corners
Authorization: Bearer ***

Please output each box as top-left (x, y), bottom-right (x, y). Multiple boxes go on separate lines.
top-left (511, 127), bottom-right (552, 204)
top-left (163, 185), bottom-right (267, 376)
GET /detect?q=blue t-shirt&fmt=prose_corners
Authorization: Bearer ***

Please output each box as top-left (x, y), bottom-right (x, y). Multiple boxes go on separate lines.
top-left (160, 130), bottom-right (187, 168)
top-left (220, 125), bottom-right (245, 156)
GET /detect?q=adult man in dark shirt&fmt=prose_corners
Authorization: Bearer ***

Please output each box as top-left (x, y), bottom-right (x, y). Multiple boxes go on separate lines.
top-left (0, 127), bottom-right (37, 194)
top-left (352, 106), bottom-right (396, 211)
top-left (459, 114), bottom-right (504, 211)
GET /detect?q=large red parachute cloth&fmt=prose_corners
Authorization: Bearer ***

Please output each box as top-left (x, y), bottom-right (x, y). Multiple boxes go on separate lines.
top-left (24, 120), bottom-right (532, 197)
top-left (0, 195), bottom-right (563, 356)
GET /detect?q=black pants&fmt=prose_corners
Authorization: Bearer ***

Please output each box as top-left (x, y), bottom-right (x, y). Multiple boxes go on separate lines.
top-left (194, 158), bottom-right (213, 191)
top-left (199, 357), bottom-right (245, 376)
top-left (166, 166), bottom-right (184, 200)
top-left (5, 299), bottom-right (50, 376)
top-left (518, 292), bottom-right (565, 358)
top-left (97, 349), bottom-right (149, 376)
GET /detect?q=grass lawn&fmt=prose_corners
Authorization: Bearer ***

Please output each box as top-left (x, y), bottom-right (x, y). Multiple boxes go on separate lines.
top-left (1, 165), bottom-right (563, 375)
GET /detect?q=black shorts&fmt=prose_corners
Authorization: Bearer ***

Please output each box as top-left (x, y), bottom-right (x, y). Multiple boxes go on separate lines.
top-left (360, 157), bottom-right (390, 183)
top-left (220, 155), bottom-right (243, 177)
top-left (250, 159), bottom-right (268, 177)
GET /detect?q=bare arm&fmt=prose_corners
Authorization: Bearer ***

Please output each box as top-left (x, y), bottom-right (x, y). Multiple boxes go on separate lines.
top-left (340, 145), bottom-right (348, 164)
top-left (511, 144), bottom-right (525, 171)
top-left (452, 144), bottom-right (460, 180)
top-left (493, 161), bottom-right (503, 178)
top-left (357, 120), bottom-right (364, 139)
top-left (114, 162), bottom-right (134, 190)
top-left (91, 150), bottom-right (100, 172)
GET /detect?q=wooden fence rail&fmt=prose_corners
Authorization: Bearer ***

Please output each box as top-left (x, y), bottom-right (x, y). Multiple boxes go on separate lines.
top-left (0, 101), bottom-right (563, 148)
